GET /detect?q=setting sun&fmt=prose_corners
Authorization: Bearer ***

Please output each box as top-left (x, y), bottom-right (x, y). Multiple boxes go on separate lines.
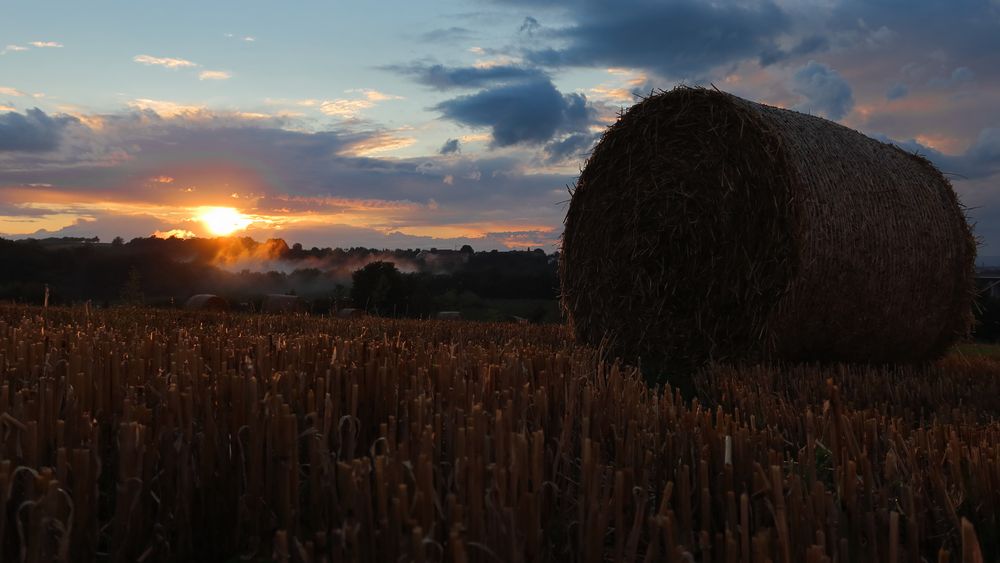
top-left (198, 207), bottom-right (251, 236)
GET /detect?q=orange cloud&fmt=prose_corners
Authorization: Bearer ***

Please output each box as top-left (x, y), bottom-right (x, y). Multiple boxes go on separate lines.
top-left (152, 228), bottom-right (195, 239)
top-left (337, 132), bottom-right (416, 156)
top-left (128, 98), bottom-right (205, 117)
top-left (320, 89), bottom-right (403, 118)
top-left (199, 70), bottom-right (232, 81)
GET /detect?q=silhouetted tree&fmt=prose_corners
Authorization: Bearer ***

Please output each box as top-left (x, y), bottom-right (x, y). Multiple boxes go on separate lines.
top-left (351, 261), bottom-right (405, 315)
top-left (120, 267), bottom-right (144, 306)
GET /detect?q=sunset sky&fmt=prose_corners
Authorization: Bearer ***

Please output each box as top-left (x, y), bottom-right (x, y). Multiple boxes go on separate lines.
top-left (1, 0), bottom-right (998, 252)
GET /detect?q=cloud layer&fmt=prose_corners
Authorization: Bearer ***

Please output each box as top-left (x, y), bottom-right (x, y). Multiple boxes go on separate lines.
top-left (0, 108), bottom-right (75, 152)
top-left (0, 106), bottom-right (568, 249)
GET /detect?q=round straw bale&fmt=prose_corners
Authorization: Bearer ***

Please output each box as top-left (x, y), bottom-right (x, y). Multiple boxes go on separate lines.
top-left (560, 86), bottom-right (975, 372)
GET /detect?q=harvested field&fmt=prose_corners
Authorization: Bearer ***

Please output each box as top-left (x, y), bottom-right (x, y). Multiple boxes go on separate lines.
top-left (561, 87), bottom-right (976, 372)
top-left (0, 305), bottom-right (996, 561)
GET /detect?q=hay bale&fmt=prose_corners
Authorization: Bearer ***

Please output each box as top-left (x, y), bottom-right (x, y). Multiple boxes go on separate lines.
top-left (184, 294), bottom-right (229, 312)
top-left (560, 87), bottom-right (975, 371)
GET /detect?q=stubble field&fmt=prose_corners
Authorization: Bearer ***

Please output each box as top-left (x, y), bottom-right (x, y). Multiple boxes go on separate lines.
top-left (0, 305), bottom-right (996, 562)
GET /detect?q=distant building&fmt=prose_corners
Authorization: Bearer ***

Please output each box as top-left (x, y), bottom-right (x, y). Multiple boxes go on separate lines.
top-left (336, 308), bottom-right (365, 319)
top-left (184, 294), bottom-right (229, 311)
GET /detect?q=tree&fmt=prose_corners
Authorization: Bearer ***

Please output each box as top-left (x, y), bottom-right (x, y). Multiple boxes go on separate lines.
top-left (351, 261), bottom-right (405, 315)
top-left (460, 244), bottom-right (474, 254)
top-left (120, 267), bottom-right (144, 306)
top-left (112, 236), bottom-right (125, 246)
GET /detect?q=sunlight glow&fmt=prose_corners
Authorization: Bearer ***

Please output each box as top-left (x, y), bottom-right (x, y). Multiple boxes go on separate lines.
top-left (198, 207), bottom-right (252, 236)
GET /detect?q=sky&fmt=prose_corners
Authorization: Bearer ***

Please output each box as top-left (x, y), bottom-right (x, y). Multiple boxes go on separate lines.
top-left (1, 0), bottom-right (998, 253)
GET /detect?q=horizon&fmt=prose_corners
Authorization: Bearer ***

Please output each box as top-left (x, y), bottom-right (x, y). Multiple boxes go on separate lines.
top-left (1, 0), bottom-right (998, 252)
top-left (1, 232), bottom-right (557, 254)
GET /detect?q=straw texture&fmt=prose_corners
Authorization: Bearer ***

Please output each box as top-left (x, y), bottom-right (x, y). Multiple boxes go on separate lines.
top-left (560, 86), bottom-right (976, 371)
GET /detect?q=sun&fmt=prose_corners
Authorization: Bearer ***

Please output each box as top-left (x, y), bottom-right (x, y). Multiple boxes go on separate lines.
top-left (198, 207), bottom-right (252, 236)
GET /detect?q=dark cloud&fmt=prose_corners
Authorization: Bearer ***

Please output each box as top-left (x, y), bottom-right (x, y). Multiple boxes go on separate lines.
top-left (790, 61), bottom-right (854, 120)
top-left (419, 27), bottom-right (475, 43)
top-left (0, 108), bottom-right (76, 152)
top-left (519, 16), bottom-right (541, 37)
top-left (886, 83), bottom-right (909, 100)
top-left (963, 129), bottom-right (1000, 178)
top-left (435, 78), bottom-right (594, 146)
top-left (439, 138), bottom-right (461, 154)
top-left (387, 62), bottom-right (547, 90)
top-left (758, 35), bottom-right (829, 67)
top-left (830, 0), bottom-right (1000, 63)
top-left (543, 132), bottom-right (599, 164)
top-left (927, 66), bottom-right (975, 89)
top-left (518, 0), bottom-right (789, 77)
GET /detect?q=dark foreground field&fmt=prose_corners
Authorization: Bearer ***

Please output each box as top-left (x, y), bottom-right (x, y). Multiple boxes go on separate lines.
top-left (0, 306), bottom-right (996, 562)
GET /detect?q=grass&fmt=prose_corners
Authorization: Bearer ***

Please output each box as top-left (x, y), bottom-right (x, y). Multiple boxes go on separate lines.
top-left (953, 341), bottom-right (1000, 358)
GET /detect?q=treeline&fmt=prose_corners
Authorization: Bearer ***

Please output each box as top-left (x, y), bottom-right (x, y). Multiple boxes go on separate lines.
top-left (0, 236), bottom-right (559, 320)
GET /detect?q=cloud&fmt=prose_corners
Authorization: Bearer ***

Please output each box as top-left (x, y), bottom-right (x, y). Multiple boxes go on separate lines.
top-left (435, 78), bottom-right (595, 146)
top-left (927, 66), bottom-right (975, 89)
top-left (127, 98), bottom-right (206, 117)
top-left (758, 35), bottom-right (829, 67)
top-left (790, 61), bottom-right (854, 120)
top-left (337, 131), bottom-right (417, 156)
top-left (543, 132), bottom-right (599, 164)
top-left (132, 54), bottom-right (198, 69)
top-left (886, 83), bottom-right (909, 100)
top-left (0, 109), bottom-right (572, 249)
top-left (517, 0), bottom-right (789, 78)
top-left (319, 90), bottom-right (402, 118)
top-left (439, 138), bottom-right (461, 155)
top-left (199, 70), bottom-right (232, 81)
top-left (519, 16), bottom-right (541, 37)
top-left (0, 108), bottom-right (76, 152)
top-left (388, 62), bottom-right (546, 90)
top-left (1, 45), bottom-right (29, 54)
top-left (152, 228), bottom-right (196, 239)
top-left (420, 27), bottom-right (474, 42)
top-left (29, 41), bottom-right (63, 48)
top-left (320, 100), bottom-right (374, 118)
top-left (21, 213), bottom-right (180, 241)
top-left (0, 86), bottom-right (26, 97)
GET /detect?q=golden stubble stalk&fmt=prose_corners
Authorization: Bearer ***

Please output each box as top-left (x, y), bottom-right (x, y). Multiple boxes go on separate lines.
top-left (0, 305), bottom-right (994, 562)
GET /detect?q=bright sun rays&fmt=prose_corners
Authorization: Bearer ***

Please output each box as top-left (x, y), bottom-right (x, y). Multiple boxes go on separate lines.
top-left (198, 206), bottom-right (252, 236)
